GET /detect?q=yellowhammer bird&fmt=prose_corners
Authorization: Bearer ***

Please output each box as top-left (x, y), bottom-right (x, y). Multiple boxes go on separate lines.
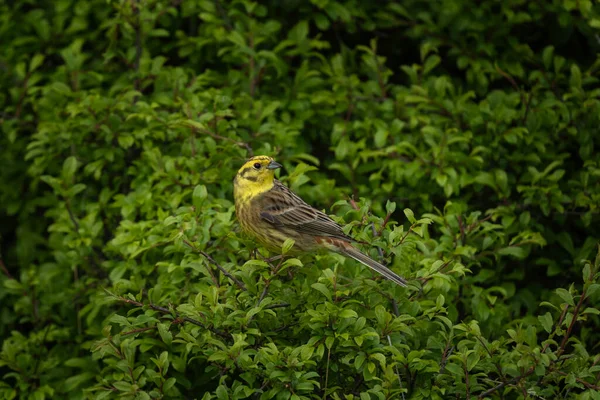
top-left (233, 155), bottom-right (408, 287)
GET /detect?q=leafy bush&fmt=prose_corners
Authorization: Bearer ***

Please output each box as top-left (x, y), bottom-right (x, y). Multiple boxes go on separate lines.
top-left (1, 0), bottom-right (599, 399)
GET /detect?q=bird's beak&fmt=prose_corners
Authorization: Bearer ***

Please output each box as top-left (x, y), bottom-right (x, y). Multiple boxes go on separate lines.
top-left (267, 161), bottom-right (282, 170)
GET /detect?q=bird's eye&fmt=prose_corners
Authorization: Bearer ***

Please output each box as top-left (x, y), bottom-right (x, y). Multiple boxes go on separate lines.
top-left (253, 163), bottom-right (262, 170)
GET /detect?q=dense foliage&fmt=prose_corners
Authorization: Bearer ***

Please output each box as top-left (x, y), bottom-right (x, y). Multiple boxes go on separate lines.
top-left (1, 0), bottom-right (600, 399)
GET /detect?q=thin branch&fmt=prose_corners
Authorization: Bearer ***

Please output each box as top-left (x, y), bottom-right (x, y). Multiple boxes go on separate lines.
top-left (557, 290), bottom-right (587, 357)
top-left (122, 326), bottom-right (157, 336)
top-left (554, 370), bottom-right (600, 391)
top-left (387, 335), bottom-right (406, 400)
top-left (438, 339), bottom-right (454, 375)
top-left (0, 257), bottom-right (15, 280)
top-left (257, 283), bottom-right (269, 304)
top-left (196, 127), bottom-right (253, 156)
top-left (109, 291), bottom-right (231, 340)
top-left (273, 322), bottom-right (299, 333)
top-left (474, 335), bottom-right (505, 381)
top-left (264, 302), bottom-right (290, 309)
top-left (478, 375), bottom-right (524, 399)
top-left (64, 198), bottom-right (81, 233)
top-left (183, 240), bottom-right (247, 291)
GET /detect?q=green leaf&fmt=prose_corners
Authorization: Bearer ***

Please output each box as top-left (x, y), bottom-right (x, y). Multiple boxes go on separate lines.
top-left (497, 246), bottom-right (526, 259)
top-left (311, 283), bottom-right (331, 300)
top-left (29, 54), bottom-right (45, 72)
top-left (216, 385), bottom-right (228, 400)
top-left (62, 156), bottom-right (78, 183)
top-left (325, 336), bottom-right (335, 350)
top-left (4, 279), bottom-right (23, 291)
top-left (538, 312), bottom-right (553, 333)
top-left (339, 309), bottom-right (358, 319)
top-left (157, 323), bottom-right (172, 346)
top-left (403, 208), bottom-right (416, 224)
top-left (555, 288), bottom-right (575, 306)
top-left (193, 185), bottom-right (208, 208)
top-left (385, 200), bottom-right (396, 215)
top-left (570, 64), bottom-right (581, 88)
top-left (282, 238), bottom-right (295, 254)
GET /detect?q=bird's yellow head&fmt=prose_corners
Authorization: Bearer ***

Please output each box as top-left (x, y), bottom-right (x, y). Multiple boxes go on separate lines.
top-left (233, 155), bottom-right (282, 202)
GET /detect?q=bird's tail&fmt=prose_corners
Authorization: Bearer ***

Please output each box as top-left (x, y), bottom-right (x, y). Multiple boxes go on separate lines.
top-left (339, 245), bottom-right (408, 287)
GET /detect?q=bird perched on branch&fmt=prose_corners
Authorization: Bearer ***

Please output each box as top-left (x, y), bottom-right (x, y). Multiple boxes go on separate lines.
top-left (233, 155), bottom-right (408, 287)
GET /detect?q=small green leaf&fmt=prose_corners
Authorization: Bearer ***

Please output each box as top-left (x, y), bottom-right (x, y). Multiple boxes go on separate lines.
top-left (339, 309), bottom-right (358, 319)
top-left (282, 238), bottom-right (295, 254)
top-left (193, 185), bottom-right (208, 208)
top-left (403, 208), bottom-right (416, 224)
top-left (216, 385), bottom-right (228, 400)
top-left (538, 312), bottom-right (553, 333)
top-left (325, 336), bottom-right (335, 349)
top-left (29, 54), bottom-right (45, 72)
top-left (374, 305), bottom-right (388, 326)
top-left (385, 200), bottom-right (396, 214)
top-left (62, 156), bottom-right (78, 183)
top-left (436, 294), bottom-right (445, 308)
top-left (497, 246), bottom-right (526, 259)
top-left (555, 288), bottom-right (575, 306)
top-left (311, 282), bottom-right (331, 300)
top-left (157, 323), bottom-right (172, 346)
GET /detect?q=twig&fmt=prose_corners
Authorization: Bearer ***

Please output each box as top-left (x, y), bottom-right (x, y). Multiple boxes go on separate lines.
top-left (182, 240), bottom-right (247, 291)
top-left (273, 322), bottom-right (299, 333)
top-left (196, 127), bottom-right (253, 156)
top-left (64, 197), bottom-right (81, 233)
top-left (474, 335), bottom-right (505, 381)
top-left (264, 302), bottom-right (290, 309)
top-left (478, 375), bottom-right (524, 398)
top-left (109, 291), bottom-right (231, 340)
top-left (554, 370), bottom-right (600, 390)
top-left (438, 339), bottom-right (454, 375)
top-left (248, 260), bottom-right (280, 322)
top-left (257, 283), bottom-right (269, 304)
top-left (387, 335), bottom-right (406, 400)
top-left (0, 257), bottom-right (15, 280)
top-left (122, 326), bottom-right (157, 336)
top-left (557, 289), bottom-right (587, 357)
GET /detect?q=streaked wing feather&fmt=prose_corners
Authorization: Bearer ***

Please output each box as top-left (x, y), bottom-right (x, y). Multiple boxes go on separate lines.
top-left (259, 181), bottom-right (351, 241)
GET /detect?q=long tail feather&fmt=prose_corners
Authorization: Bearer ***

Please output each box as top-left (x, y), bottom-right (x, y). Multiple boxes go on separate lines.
top-left (339, 245), bottom-right (408, 287)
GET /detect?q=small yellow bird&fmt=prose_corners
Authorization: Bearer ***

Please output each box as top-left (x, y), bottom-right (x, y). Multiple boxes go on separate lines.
top-left (233, 155), bottom-right (408, 287)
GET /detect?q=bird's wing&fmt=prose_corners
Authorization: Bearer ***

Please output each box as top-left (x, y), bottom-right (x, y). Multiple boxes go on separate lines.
top-left (259, 181), bottom-right (352, 241)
